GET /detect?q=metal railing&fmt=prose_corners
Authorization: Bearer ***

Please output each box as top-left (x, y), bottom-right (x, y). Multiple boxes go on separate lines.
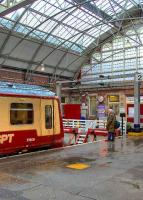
top-left (63, 119), bottom-right (127, 134)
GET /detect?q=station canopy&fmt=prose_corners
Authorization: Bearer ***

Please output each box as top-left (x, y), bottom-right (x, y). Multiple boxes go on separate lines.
top-left (0, 0), bottom-right (142, 80)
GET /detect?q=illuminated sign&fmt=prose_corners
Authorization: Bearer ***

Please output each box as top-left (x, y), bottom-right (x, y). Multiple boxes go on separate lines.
top-left (0, 134), bottom-right (14, 144)
top-left (108, 95), bottom-right (119, 102)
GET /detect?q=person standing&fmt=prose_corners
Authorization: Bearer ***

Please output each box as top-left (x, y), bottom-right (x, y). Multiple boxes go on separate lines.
top-left (106, 109), bottom-right (116, 141)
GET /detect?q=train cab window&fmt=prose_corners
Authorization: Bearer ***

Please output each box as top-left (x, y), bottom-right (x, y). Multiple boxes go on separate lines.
top-left (10, 103), bottom-right (33, 125)
top-left (45, 105), bottom-right (52, 129)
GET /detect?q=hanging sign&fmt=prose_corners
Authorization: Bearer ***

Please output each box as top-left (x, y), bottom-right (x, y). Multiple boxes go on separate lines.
top-left (135, 73), bottom-right (143, 81)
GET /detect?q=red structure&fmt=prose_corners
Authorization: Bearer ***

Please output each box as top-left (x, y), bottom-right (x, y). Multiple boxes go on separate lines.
top-left (63, 104), bottom-right (81, 119)
top-left (127, 104), bottom-right (143, 123)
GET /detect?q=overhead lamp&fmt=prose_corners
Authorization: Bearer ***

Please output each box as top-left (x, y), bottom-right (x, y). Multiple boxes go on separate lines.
top-left (41, 63), bottom-right (45, 71)
top-left (126, 39), bottom-right (131, 47)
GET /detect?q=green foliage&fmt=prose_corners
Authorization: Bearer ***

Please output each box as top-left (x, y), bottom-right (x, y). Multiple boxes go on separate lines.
top-left (126, 122), bottom-right (132, 130)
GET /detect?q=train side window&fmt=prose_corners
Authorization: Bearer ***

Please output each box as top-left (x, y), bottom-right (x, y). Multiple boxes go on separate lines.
top-left (10, 103), bottom-right (33, 125)
top-left (45, 105), bottom-right (52, 129)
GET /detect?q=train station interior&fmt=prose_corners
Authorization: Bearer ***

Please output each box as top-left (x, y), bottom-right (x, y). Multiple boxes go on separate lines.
top-left (0, 0), bottom-right (143, 200)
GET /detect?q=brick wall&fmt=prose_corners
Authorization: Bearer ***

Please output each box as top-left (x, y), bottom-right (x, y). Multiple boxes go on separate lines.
top-left (0, 69), bottom-right (49, 86)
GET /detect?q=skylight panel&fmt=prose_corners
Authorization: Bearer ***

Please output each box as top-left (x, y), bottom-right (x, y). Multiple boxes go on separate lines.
top-left (47, 35), bottom-right (62, 46)
top-left (31, 1), bottom-right (73, 22)
top-left (20, 11), bottom-right (46, 28)
top-left (31, 1), bottom-right (61, 17)
top-left (31, 0), bottom-right (47, 11)
top-left (41, 5), bottom-right (61, 17)
top-left (82, 37), bottom-right (95, 47)
top-left (48, 0), bottom-right (70, 9)
top-left (93, 0), bottom-right (134, 16)
top-left (15, 24), bottom-right (32, 35)
top-left (5, 8), bottom-right (25, 21)
top-left (63, 15), bottom-right (78, 25)
top-left (94, 0), bottom-right (109, 10)
top-left (0, 18), bottom-right (14, 29)
top-left (87, 24), bottom-right (111, 37)
top-left (53, 11), bottom-right (68, 21)
top-left (39, 20), bottom-right (58, 33)
top-left (74, 6), bottom-right (101, 24)
top-left (1, 0), bottom-right (137, 54)
top-left (63, 15), bottom-right (92, 31)
top-left (93, 0), bottom-right (113, 15)
top-left (69, 33), bottom-right (83, 43)
top-left (0, 0), bottom-right (22, 7)
top-left (72, 9), bottom-right (85, 18)
top-left (71, 10), bottom-right (92, 25)
top-left (0, 0), bottom-right (7, 6)
top-left (117, 0), bottom-right (133, 10)
top-left (30, 29), bottom-right (48, 40)
top-left (52, 25), bottom-right (79, 41)
top-left (71, 46), bottom-right (83, 53)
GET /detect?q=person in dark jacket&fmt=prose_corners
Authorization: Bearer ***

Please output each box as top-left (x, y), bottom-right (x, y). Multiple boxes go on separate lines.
top-left (106, 109), bottom-right (116, 141)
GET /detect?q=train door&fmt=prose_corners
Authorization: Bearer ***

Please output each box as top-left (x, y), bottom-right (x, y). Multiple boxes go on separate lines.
top-left (41, 99), bottom-right (54, 136)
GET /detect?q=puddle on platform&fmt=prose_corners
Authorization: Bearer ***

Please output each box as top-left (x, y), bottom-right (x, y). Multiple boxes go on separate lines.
top-left (63, 157), bottom-right (96, 164)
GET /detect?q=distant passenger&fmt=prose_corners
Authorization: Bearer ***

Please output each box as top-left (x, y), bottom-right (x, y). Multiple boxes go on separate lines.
top-left (106, 109), bottom-right (116, 141)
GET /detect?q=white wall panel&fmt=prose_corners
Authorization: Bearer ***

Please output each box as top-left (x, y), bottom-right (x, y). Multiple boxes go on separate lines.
top-left (4, 59), bottom-right (28, 69)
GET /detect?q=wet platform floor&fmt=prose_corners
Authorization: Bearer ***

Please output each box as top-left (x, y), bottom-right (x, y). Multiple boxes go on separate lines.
top-left (0, 136), bottom-right (143, 200)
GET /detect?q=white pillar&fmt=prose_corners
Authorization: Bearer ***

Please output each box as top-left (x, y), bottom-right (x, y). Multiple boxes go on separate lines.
top-left (56, 83), bottom-right (61, 101)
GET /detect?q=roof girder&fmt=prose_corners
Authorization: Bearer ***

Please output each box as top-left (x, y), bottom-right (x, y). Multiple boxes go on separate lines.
top-left (71, 0), bottom-right (119, 28)
top-left (25, 6), bottom-right (80, 80)
top-left (0, 0), bottom-right (37, 17)
top-left (72, 0), bottom-right (113, 20)
top-left (0, 53), bottom-right (75, 74)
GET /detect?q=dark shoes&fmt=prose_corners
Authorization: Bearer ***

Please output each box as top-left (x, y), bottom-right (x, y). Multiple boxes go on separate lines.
top-left (107, 138), bottom-right (115, 142)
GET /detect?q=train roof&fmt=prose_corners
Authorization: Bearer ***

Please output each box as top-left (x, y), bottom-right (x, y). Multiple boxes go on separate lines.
top-left (0, 81), bottom-right (55, 97)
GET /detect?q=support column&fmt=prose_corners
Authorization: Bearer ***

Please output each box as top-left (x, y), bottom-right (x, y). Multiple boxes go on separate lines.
top-left (56, 83), bottom-right (62, 101)
top-left (134, 73), bottom-right (140, 130)
top-left (128, 73), bottom-right (143, 136)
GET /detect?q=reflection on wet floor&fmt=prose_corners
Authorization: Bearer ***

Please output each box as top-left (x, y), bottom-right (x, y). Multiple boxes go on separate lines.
top-left (98, 139), bottom-right (119, 157)
top-left (0, 136), bottom-right (143, 200)
top-left (131, 136), bottom-right (143, 146)
top-left (107, 142), bottom-right (115, 152)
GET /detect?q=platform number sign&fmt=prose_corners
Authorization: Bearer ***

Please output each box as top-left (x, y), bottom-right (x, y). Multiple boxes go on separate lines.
top-left (135, 73), bottom-right (143, 81)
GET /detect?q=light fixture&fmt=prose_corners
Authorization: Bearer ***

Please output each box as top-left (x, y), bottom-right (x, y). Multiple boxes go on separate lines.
top-left (41, 63), bottom-right (45, 71)
top-left (126, 39), bottom-right (131, 47)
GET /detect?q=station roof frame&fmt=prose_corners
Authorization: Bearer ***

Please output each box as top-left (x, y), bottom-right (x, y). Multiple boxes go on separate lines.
top-left (0, 0), bottom-right (142, 81)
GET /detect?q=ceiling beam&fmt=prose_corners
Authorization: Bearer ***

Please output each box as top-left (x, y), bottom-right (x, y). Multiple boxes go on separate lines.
top-left (72, 0), bottom-right (113, 22)
top-left (0, 0), bottom-right (37, 17)
top-left (0, 53), bottom-right (75, 74)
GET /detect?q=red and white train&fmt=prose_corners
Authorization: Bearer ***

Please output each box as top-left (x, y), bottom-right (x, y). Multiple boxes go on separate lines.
top-left (0, 81), bottom-right (64, 155)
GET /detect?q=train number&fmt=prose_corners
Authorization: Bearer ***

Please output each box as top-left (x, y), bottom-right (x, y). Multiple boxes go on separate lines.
top-left (27, 138), bottom-right (35, 142)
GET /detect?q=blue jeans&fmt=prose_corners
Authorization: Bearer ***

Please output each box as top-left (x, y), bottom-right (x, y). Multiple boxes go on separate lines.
top-left (108, 132), bottom-right (115, 141)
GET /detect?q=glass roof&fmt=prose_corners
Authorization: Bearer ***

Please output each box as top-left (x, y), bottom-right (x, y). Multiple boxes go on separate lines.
top-left (0, 0), bottom-right (139, 53)
top-left (0, 81), bottom-right (55, 96)
top-left (92, 0), bottom-right (134, 16)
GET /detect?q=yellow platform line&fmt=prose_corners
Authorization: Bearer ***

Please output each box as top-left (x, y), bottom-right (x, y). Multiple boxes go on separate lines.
top-left (128, 132), bottom-right (143, 136)
top-left (66, 163), bottom-right (90, 170)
